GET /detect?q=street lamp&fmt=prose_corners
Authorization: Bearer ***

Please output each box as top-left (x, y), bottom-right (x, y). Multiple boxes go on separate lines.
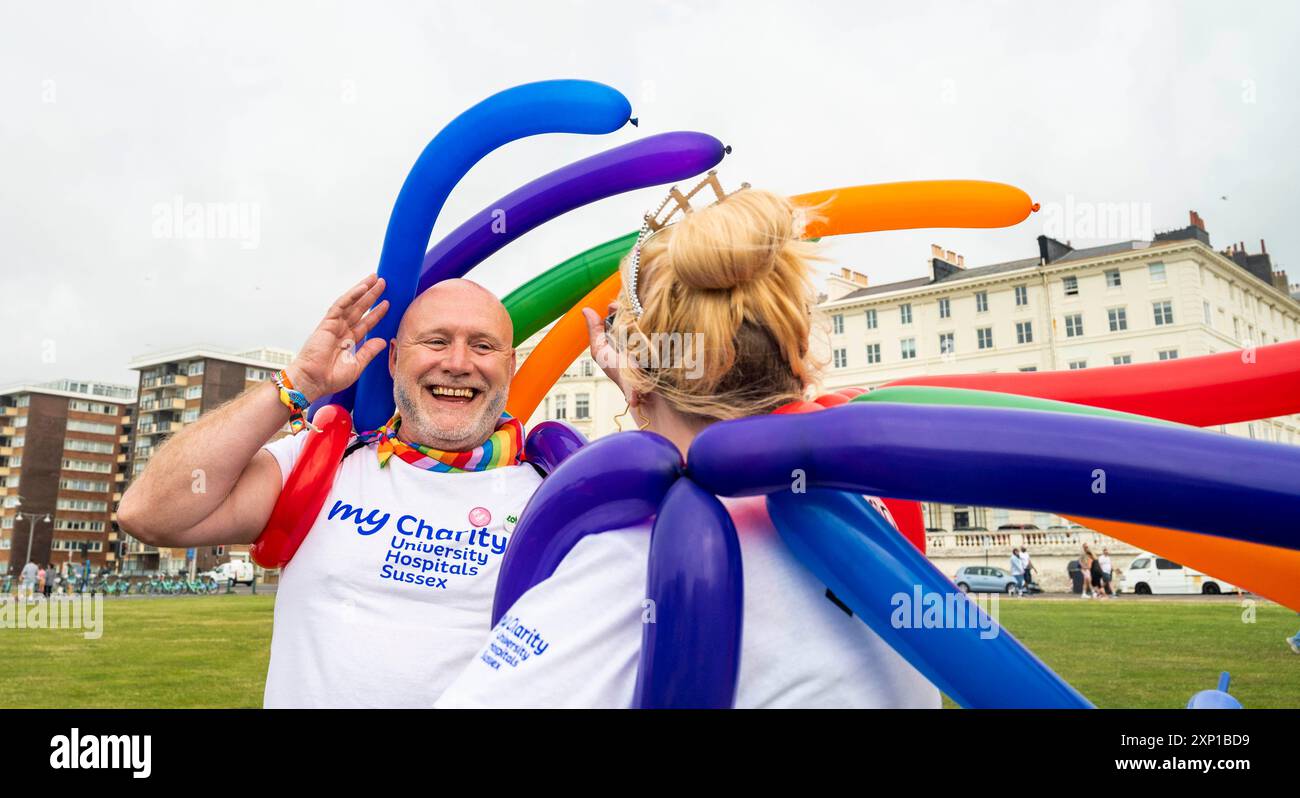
top-left (13, 497), bottom-right (52, 570)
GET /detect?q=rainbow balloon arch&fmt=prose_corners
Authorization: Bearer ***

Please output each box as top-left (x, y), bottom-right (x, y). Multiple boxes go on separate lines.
top-left (250, 79), bottom-right (1300, 709)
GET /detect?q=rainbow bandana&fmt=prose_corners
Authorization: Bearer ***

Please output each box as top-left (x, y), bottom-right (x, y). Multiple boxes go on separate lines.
top-left (356, 411), bottom-right (524, 473)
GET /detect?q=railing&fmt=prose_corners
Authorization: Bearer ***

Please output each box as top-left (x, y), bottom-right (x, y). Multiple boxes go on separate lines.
top-left (926, 529), bottom-right (1135, 554)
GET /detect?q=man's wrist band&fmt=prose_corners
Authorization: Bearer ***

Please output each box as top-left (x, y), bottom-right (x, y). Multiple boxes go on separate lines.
top-left (272, 369), bottom-right (317, 434)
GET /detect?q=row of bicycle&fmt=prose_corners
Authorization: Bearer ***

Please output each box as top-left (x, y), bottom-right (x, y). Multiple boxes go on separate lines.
top-left (1, 572), bottom-right (226, 596)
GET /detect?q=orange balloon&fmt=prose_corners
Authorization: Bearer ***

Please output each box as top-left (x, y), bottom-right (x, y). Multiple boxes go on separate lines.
top-left (1066, 515), bottom-right (1300, 611)
top-left (507, 180), bottom-right (1038, 421)
top-left (507, 271), bottom-right (622, 421)
top-left (792, 180), bottom-right (1037, 238)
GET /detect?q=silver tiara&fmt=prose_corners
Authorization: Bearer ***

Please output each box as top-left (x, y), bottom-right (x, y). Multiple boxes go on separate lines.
top-left (627, 170), bottom-right (751, 317)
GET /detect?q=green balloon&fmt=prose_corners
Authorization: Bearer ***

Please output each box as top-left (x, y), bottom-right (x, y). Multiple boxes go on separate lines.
top-left (502, 231), bottom-right (637, 346)
top-left (851, 385), bottom-right (1186, 429)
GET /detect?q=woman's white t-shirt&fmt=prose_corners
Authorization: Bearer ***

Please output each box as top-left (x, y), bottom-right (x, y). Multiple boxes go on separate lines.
top-left (260, 432), bottom-right (542, 708)
top-left (436, 494), bottom-right (941, 709)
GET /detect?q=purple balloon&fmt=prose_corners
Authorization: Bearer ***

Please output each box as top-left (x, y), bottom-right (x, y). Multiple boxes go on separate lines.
top-left (522, 420), bottom-right (588, 475)
top-left (415, 131), bottom-right (725, 295)
top-left (687, 403), bottom-right (1300, 551)
top-left (492, 431), bottom-right (682, 626)
top-left (633, 478), bottom-right (744, 709)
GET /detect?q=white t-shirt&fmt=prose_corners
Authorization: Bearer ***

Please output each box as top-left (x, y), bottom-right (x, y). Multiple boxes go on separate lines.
top-left (436, 494), bottom-right (941, 709)
top-left (1010, 555), bottom-right (1025, 576)
top-left (260, 432), bottom-right (542, 708)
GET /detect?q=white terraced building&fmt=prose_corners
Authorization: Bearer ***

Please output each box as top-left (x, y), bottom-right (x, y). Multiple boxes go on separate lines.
top-left (519, 211), bottom-right (1300, 590)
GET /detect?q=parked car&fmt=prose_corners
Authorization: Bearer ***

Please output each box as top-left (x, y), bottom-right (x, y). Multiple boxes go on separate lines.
top-left (997, 523), bottom-right (1040, 531)
top-left (1121, 554), bottom-right (1240, 595)
top-left (953, 565), bottom-right (1018, 594)
top-left (212, 559), bottom-right (255, 587)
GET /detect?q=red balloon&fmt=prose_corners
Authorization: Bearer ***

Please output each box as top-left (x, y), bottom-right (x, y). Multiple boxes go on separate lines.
top-left (883, 340), bottom-right (1300, 428)
top-left (813, 393), bottom-right (851, 408)
top-left (251, 405), bottom-right (353, 569)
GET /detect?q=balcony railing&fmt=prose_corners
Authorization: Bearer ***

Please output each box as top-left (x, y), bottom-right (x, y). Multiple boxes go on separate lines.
top-left (925, 529), bottom-right (1135, 555)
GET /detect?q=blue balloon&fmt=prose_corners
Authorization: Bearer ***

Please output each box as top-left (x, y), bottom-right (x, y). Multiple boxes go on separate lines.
top-left (321, 79), bottom-right (633, 429)
top-left (492, 431), bottom-right (682, 626)
top-left (689, 402), bottom-right (1300, 551)
top-left (767, 488), bottom-right (1093, 708)
top-left (1187, 672), bottom-right (1243, 709)
top-left (634, 479), bottom-right (743, 709)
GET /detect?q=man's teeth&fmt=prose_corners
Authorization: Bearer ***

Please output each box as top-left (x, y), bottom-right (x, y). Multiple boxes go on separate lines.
top-left (429, 386), bottom-right (476, 398)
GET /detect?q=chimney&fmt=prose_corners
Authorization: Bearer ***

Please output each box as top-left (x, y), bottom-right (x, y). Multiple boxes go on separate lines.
top-left (930, 244), bottom-right (966, 283)
top-left (1272, 270), bottom-right (1289, 291)
top-left (1037, 234), bottom-right (1073, 265)
top-left (1260, 239), bottom-right (1267, 255)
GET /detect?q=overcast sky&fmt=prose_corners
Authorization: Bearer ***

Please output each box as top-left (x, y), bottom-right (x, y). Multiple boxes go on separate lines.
top-left (2, 0), bottom-right (1297, 388)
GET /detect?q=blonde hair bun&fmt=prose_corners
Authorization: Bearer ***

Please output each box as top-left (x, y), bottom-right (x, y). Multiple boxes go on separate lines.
top-left (667, 189), bottom-right (800, 291)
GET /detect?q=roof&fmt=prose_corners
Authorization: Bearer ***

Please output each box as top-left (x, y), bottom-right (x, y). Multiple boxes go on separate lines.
top-left (834, 241), bottom-right (1153, 302)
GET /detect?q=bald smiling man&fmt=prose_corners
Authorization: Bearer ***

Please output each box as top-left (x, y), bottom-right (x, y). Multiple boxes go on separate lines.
top-left (119, 275), bottom-right (544, 707)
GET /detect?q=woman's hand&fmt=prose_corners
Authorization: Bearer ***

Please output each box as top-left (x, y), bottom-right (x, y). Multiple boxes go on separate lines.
top-left (284, 274), bottom-right (390, 401)
top-left (582, 302), bottom-right (626, 396)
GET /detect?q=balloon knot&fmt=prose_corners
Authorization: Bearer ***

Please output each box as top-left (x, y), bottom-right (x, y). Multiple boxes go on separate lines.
top-left (1031, 202), bottom-right (1041, 213)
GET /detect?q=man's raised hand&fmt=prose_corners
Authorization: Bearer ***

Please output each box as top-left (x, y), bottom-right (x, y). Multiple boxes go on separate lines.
top-left (285, 274), bottom-right (390, 401)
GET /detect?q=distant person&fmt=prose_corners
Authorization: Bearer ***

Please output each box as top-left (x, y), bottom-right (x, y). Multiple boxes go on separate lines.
top-left (1019, 547), bottom-right (1036, 591)
top-left (43, 563), bottom-right (56, 598)
top-left (1080, 545), bottom-right (1096, 599)
top-left (20, 560), bottom-right (37, 600)
top-left (36, 565), bottom-right (46, 596)
top-left (1098, 549), bottom-right (1113, 596)
top-left (1009, 549), bottom-right (1025, 596)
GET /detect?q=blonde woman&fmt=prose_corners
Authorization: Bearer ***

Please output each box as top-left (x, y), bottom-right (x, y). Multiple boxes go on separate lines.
top-left (1080, 544), bottom-right (1096, 599)
top-left (437, 181), bottom-right (940, 708)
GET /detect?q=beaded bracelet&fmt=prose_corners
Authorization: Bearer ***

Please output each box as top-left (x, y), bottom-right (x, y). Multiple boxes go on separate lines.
top-left (272, 369), bottom-right (318, 434)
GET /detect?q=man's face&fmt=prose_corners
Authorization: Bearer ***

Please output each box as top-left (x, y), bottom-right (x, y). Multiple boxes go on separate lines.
top-left (389, 280), bottom-right (516, 451)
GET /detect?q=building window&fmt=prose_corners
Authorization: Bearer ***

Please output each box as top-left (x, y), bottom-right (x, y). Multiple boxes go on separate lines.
top-left (1107, 307), bottom-right (1127, 332)
top-left (1105, 269), bottom-right (1121, 288)
top-left (246, 368), bottom-right (274, 382)
top-left (975, 291), bottom-right (988, 313)
top-left (16, 395), bottom-right (30, 408)
top-left (575, 394), bottom-right (590, 420)
top-left (1203, 301), bottom-right (1212, 326)
top-left (1149, 262), bottom-right (1166, 283)
top-left (1014, 285), bottom-right (1028, 306)
top-left (14, 416), bottom-right (27, 428)
top-left (976, 327), bottom-right (993, 350)
top-left (1062, 276), bottom-right (1079, 297)
top-left (865, 309), bottom-right (877, 329)
top-left (580, 359), bottom-right (594, 377)
top-left (182, 409), bottom-right (200, 423)
top-left (899, 304), bottom-right (912, 325)
top-left (938, 333), bottom-right (954, 355)
top-left (187, 361), bottom-right (205, 376)
top-left (1157, 349), bottom-right (1179, 361)
top-left (833, 348), bottom-right (847, 368)
top-left (66, 420), bottom-right (116, 436)
top-left (900, 338), bottom-right (916, 360)
top-left (1015, 321), bottom-right (1033, 344)
top-left (1068, 359), bottom-right (1088, 370)
top-left (59, 478), bottom-right (109, 493)
top-left (865, 343), bottom-right (881, 364)
top-left (185, 385), bottom-right (203, 399)
top-left (1065, 313), bottom-right (1084, 337)
top-left (1153, 300), bottom-right (1174, 326)
top-left (831, 314), bottom-right (844, 334)
top-left (1018, 366), bottom-right (1038, 372)
top-left (56, 498), bottom-right (108, 512)
top-left (1112, 354), bottom-right (1132, 365)
top-left (64, 438), bottom-right (112, 454)
top-left (938, 298), bottom-right (950, 319)
top-left (554, 395), bottom-right (567, 420)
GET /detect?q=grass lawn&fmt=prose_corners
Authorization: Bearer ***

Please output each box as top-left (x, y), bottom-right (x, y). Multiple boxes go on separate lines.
top-left (0, 594), bottom-right (1296, 708)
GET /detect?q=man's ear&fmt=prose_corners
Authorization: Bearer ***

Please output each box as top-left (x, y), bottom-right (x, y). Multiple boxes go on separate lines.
top-left (388, 338), bottom-right (398, 377)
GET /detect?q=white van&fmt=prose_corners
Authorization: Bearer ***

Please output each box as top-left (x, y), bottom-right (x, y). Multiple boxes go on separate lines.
top-left (212, 558), bottom-right (255, 586)
top-left (1120, 553), bottom-right (1240, 595)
